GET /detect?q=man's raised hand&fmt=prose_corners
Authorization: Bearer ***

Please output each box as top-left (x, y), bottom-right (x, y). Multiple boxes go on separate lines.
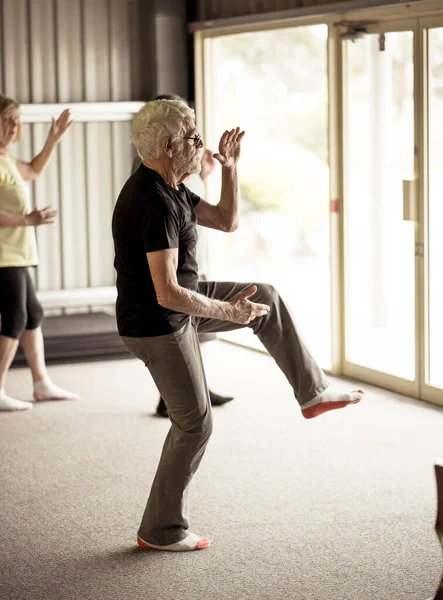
top-left (213, 127), bottom-right (245, 169)
top-left (229, 285), bottom-right (270, 325)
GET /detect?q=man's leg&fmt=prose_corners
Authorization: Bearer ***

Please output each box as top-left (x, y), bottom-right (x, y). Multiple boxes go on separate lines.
top-left (122, 319), bottom-right (212, 550)
top-left (197, 281), bottom-right (363, 417)
top-left (155, 330), bottom-right (233, 418)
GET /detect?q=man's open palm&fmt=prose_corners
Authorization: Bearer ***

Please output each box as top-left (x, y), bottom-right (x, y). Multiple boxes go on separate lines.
top-left (213, 127), bottom-right (245, 169)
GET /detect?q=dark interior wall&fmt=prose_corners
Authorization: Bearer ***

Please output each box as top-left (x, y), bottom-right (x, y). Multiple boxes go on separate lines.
top-left (0, 0), bottom-right (191, 104)
top-left (136, 0), bottom-right (190, 101)
top-left (193, 0), bottom-right (425, 20)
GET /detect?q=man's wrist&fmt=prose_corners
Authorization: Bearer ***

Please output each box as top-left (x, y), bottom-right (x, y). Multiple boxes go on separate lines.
top-left (220, 301), bottom-right (234, 321)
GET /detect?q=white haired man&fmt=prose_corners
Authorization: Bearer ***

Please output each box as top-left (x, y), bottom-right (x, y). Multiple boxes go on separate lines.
top-left (131, 94), bottom-right (234, 418)
top-left (112, 99), bottom-right (364, 552)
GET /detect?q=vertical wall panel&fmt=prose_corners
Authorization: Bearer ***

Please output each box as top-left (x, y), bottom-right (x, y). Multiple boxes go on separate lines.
top-left (83, 0), bottom-right (111, 101)
top-left (33, 123), bottom-right (62, 291)
top-left (2, 0), bottom-right (31, 102)
top-left (128, 0), bottom-right (142, 100)
top-left (112, 121), bottom-right (134, 204)
top-left (155, 1), bottom-right (188, 98)
top-left (58, 123), bottom-right (89, 289)
top-left (55, 0), bottom-right (84, 102)
top-left (109, 0), bottom-right (131, 101)
top-left (29, 0), bottom-right (57, 102)
top-left (85, 122), bottom-right (114, 287)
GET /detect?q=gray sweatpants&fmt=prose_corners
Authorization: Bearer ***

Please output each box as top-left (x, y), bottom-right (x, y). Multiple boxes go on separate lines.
top-left (121, 281), bottom-right (329, 546)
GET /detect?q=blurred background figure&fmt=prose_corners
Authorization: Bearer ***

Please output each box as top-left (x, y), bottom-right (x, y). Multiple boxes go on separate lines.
top-left (0, 95), bottom-right (79, 411)
top-left (131, 94), bottom-right (234, 418)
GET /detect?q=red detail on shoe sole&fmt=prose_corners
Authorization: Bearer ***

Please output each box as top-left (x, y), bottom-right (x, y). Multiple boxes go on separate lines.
top-left (137, 536), bottom-right (154, 549)
top-left (195, 538), bottom-right (210, 550)
top-left (303, 398), bottom-right (361, 419)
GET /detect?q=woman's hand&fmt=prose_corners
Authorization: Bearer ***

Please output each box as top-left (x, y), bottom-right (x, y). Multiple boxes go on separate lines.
top-left (24, 207), bottom-right (57, 227)
top-left (47, 109), bottom-right (72, 145)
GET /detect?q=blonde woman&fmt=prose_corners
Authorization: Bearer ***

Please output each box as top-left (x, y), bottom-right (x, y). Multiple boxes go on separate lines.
top-left (0, 95), bottom-right (79, 411)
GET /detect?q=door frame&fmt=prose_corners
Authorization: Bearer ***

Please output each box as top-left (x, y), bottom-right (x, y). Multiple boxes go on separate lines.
top-left (192, 3), bottom-right (443, 407)
top-left (338, 11), bottom-right (443, 407)
top-left (339, 17), bottom-right (420, 398)
top-left (418, 14), bottom-right (443, 406)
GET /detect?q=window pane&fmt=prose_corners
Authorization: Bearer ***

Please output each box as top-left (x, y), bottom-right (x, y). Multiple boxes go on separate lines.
top-left (207, 25), bottom-right (331, 369)
top-left (344, 32), bottom-right (415, 380)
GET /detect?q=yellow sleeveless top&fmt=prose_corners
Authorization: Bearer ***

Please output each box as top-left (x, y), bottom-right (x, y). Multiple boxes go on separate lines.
top-left (0, 155), bottom-right (38, 267)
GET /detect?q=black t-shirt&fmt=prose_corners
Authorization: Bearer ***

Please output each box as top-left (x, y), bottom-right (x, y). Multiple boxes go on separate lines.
top-left (112, 164), bottom-right (201, 337)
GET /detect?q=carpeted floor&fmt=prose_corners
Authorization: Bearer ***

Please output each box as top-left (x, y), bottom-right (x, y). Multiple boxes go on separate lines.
top-left (0, 341), bottom-right (442, 600)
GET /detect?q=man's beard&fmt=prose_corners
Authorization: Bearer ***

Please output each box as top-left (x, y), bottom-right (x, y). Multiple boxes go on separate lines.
top-left (176, 152), bottom-right (202, 177)
top-left (186, 153), bottom-right (202, 175)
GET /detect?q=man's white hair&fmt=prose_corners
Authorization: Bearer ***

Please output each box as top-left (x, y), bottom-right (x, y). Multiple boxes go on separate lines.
top-left (132, 99), bottom-right (195, 161)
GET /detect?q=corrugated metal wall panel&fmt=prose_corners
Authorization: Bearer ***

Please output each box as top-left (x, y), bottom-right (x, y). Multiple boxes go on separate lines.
top-left (58, 123), bottom-right (89, 290)
top-left (110, 121), bottom-right (133, 212)
top-left (2, 0), bottom-right (30, 102)
top-left (55, 0), bottom-right (85, 103)
top-left (0, 0), bottom-right (187, 307)
top-left (85, 122), bottom-right (114, 288)
top-left (109, 0), bottom-right (132, 101)
top-left (83, 0), bottom-right (112, 102)
top-left (29, 0), bottom-right (57, 102)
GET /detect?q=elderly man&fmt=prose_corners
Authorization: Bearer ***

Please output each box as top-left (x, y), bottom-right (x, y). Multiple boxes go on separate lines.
top-left (131, 95), bottom-right (234, 418)
top-left (112, 99), bottom-right (364, 552)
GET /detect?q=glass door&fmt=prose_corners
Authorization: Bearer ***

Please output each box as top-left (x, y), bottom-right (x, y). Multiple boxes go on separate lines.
top-left (341, 21), bottom-right (419, 396)
top-left (202, 24), bottom-right (332, 369)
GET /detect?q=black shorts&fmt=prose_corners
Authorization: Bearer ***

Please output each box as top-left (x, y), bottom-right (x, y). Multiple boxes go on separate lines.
top-left (0, 267), bottom-right (44, 339)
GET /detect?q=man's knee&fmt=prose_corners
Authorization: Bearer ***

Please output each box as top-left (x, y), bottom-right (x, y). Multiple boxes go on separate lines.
top-left (255, 282), bottom-right (280, 306)
top-left (173, 408), bottom-right (213, 443)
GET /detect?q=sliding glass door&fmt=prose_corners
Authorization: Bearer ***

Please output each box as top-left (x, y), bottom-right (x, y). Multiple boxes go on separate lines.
top-left (201, 25), bottom-right (332, 369)
top-left (342, 22), bottom-right (418, 396)
top-left (195, 8), bottom-right (443, 407)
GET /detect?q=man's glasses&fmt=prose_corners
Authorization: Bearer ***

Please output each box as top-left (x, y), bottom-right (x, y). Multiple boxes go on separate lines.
top-left (183, 133), bottom-right (202, 146)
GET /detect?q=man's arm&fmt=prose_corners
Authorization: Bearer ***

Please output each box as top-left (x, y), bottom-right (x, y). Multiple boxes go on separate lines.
top-left (147, 248), bottom-right (269, 324)
top-left (194, 166), bottom-right (239, 232)
top-left (194, 128), bottom-right (244, 233)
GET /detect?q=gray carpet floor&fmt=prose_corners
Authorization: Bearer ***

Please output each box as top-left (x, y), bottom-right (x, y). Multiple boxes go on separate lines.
top-left (1, 341), bottom-right (442, 600)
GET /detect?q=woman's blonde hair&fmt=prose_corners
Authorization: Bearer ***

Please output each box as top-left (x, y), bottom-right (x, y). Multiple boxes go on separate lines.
top-left (0, 95), bottom-right (23, 144)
